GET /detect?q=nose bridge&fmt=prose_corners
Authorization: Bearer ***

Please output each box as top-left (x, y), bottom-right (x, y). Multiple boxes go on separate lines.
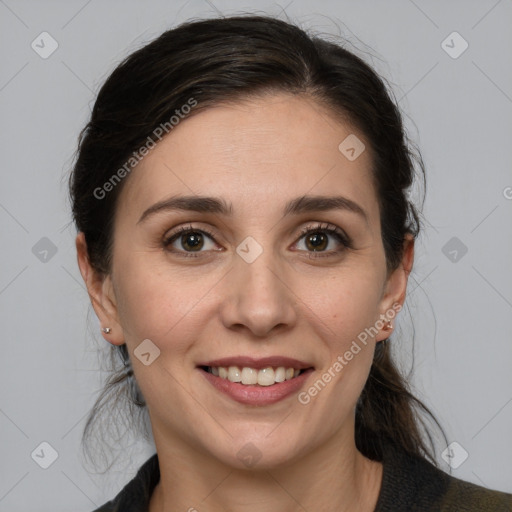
top-left (221, 238), bottom-right (297, 337)
top-left (237, 246), bottom-right (280, 296)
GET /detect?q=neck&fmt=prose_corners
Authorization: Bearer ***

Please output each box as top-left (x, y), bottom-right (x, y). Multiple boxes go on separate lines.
top-left (149, 425), bottom-right (383, 512)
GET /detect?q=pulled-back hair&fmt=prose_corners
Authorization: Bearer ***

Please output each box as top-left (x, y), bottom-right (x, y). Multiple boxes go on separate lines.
top-left (69, 14), bottom-right (442, 467)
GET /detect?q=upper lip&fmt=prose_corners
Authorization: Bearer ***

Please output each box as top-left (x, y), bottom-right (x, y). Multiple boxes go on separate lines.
top-left (197, 356), bottom-right (314, 370)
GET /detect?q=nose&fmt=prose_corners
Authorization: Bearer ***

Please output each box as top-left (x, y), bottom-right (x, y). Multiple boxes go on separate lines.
top-left (219, 247), bottom-right (298, 339)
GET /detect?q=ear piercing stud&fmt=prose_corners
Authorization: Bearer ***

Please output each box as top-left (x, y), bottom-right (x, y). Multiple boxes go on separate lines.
top-left (383, 321), bottom-right (393, 332)
top-left (102, 327), bottom-right (112, 334)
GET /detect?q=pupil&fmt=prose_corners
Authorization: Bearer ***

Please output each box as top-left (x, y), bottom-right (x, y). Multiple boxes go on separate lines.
top-left (182, 232), bottom-right (203, 251)
top-left (307, 233), bottom-right (327, 251)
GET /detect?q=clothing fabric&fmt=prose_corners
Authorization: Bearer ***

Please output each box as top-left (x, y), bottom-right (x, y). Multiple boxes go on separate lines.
top-left (93, 442), bottom-right (512, 511)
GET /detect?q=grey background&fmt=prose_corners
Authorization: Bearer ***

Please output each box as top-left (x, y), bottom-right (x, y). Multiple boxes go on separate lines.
top-left (1, 0), bottom-right (511, 510)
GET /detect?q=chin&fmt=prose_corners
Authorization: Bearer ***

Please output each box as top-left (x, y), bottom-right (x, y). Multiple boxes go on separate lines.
top-left (210, 429), bottom-right (309, 471)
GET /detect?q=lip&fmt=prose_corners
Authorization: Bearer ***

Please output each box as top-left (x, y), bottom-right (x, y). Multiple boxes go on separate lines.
top-left (197, 367), bottom-right (315, 406)
top-left (196, 356), bottom-right (313, 370)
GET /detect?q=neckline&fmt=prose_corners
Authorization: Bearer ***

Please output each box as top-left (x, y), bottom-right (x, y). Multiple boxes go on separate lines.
top-left (114, 440), bottom-right (444, 511)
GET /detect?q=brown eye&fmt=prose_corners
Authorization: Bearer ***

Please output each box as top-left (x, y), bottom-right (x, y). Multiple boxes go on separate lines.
top-left (304, 232), bottom-right (328, 251)
top-left (179, 232), bottom-right (204, 251)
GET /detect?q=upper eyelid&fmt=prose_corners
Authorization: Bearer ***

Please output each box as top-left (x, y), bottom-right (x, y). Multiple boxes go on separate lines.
top-left (163, 225), bottom-right (216, 244)
top-left (164, 222), bottom-right (344, 238)
top-left (297, 222), bottom-right (348, 237)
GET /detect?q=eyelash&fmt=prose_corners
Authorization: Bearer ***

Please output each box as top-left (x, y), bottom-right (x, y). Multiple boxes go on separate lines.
top-left (163, 222), bottom-right (351, 259)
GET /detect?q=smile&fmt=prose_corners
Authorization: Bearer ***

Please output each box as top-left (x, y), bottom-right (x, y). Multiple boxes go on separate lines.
top-left (196, 356), bottom-right (315, 406)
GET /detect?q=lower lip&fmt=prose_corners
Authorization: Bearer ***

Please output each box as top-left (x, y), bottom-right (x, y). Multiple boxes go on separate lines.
top-left (198, 368), bottom-right (314, 406)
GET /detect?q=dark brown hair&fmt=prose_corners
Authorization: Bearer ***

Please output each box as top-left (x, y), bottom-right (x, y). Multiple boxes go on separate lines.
top-left (69, 14), bottom-right (443, 467)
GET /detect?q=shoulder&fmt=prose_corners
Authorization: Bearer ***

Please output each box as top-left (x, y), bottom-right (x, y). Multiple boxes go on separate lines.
top-left (375, 441), bottom-right (512, 511)
top-left (91, 454), bottom-right (160, 512)
top-left (441, 475), bottom-right (512, 511)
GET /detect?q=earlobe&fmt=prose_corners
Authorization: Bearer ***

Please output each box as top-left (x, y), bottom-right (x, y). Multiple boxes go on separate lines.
top-left (75, 233), bottom-right (124, 346)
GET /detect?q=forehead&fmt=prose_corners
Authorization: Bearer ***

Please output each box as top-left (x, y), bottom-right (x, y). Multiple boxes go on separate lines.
top-left (117, 93), bottom-right (378, 224)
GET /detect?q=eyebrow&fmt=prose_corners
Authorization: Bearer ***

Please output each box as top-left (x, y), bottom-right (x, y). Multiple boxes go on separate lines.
top-left (137, 194), bottom-right (368, 224)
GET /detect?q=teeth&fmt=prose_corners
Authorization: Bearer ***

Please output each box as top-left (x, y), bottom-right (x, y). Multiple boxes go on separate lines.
top-left (241, 367), bottom-right (258, 384)
top-left (228, 366), bottom-right (242, 382)
top-left (274, 367), bottom-right (286, 383)
top-left (257, 367), bottom-right (274, 386)
top-left (207, 365), bottom-right (304, 386)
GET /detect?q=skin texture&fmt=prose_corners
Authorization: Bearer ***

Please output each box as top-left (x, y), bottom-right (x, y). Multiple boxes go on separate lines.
top-left (77, 93), bottom-right (414, 511)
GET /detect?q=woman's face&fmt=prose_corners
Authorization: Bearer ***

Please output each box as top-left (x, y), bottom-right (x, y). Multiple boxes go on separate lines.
top-left (82, 93), bottom-right (411, 469)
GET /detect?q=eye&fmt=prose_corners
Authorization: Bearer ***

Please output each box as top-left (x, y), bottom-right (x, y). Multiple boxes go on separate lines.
top-left (163, 225), bottom-right (219, 256)
top-left (294, 223), bottom-right (351, 256)
top-left (163, 222), bottom-right (351, 258)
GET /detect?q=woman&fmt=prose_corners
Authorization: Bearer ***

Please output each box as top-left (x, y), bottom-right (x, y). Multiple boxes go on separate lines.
top-left (69, 14), bottom-right (512, 511)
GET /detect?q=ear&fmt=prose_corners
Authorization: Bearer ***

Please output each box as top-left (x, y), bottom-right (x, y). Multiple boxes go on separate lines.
top-left (76, 232), bottom-right (124, 346)
top-left (375, 234), bottom-right (414, 342)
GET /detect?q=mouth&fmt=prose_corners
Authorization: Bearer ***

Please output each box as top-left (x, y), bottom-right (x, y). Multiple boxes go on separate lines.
top-left (196, 357), bottom-right (315, 406)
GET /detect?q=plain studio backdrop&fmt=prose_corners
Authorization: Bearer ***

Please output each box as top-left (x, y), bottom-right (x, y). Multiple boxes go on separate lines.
top-left (1, 1), bottom-right (511, 510)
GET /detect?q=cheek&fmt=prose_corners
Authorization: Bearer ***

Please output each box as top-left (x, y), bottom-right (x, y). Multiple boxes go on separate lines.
top-left (295, 267), bottom-right (383, 395)
top-left (112, 253), bottom-right (205, 346)
top-left (299, 266), bottom-right (384, 344)
top-left (294, 274), bottom-right (380, 428)
top-left (112, 260), bottom-right (214, 412)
